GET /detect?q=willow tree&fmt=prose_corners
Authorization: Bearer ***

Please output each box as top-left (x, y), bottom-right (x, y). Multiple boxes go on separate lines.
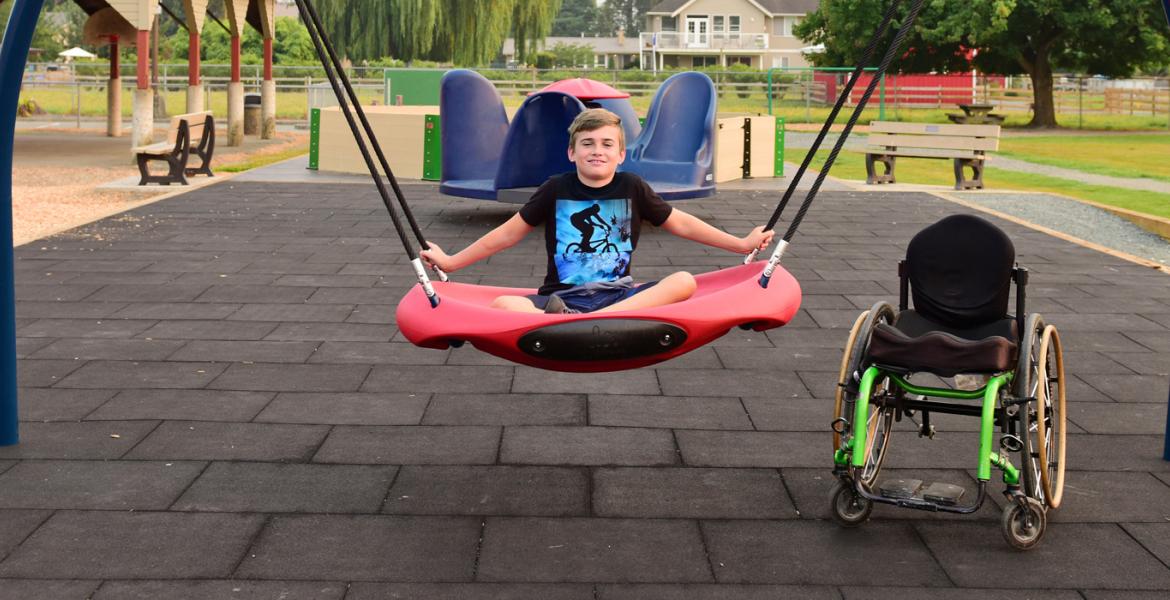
top-left (389, 0), bottom-right (439, 63)
top-left (513, 0), bottom-right (563, 65)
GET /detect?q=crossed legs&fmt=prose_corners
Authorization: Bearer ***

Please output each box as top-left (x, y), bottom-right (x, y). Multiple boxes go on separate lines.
top-left (489, 271), bottom-right (697, 314)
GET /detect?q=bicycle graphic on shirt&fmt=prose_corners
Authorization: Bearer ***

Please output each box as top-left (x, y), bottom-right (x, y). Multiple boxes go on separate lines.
top-left (563, 206), bottom-right (631, 259)
top-left (562, 222), bottom-right (620, 258)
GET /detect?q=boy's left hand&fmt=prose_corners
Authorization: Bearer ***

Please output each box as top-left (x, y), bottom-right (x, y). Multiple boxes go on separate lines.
top-left (741, 226), bottom-right (774, 254)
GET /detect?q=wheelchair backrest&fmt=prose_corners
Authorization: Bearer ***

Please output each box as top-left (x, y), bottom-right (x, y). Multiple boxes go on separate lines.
top-left (906, 214), bottom-right (1015, 329)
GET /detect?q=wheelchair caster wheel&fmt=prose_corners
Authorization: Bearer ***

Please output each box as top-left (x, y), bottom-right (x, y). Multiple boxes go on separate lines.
top-left (1001, 497), bottom-right (1046, 550)
top-left (830, 480), bottom-right (873, 527)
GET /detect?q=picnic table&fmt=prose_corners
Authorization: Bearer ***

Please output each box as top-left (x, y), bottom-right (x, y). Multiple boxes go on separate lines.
top-left (947, 103), bottom-right (1005, 125)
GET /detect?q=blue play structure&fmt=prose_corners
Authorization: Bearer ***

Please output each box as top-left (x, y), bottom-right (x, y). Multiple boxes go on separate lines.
top-left (440, 70), bottom-right (716, 202)
top-left (1, 0), bottom-right (47, 446)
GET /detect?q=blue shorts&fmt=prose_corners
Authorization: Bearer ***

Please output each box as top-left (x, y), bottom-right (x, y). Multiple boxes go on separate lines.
top-left (529, 281), bottom-right (658, 313)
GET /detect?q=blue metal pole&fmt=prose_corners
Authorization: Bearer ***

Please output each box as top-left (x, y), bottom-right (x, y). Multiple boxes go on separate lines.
top-left (1164, 375), bottom-right (1170, 461)
top-left (1, 0), bottom-right (47, 446)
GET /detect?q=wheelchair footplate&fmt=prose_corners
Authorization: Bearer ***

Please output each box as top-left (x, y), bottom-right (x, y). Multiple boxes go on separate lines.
top-left (876, 478), bottom-right (967, 509)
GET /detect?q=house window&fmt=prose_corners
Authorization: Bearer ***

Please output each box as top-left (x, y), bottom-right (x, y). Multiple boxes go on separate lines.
top-left (773, 17), bottom-right (798, 37)
top-left (729, 15), bottom-right (740, 33)
top-left (693, 55), bottom-right (718, 68)
top-left (713, 16), bottom-right (724, 32)
top-left (728, 56), bottom-right (751, 66)
top-left (661, 16), bottom-right (677, 31)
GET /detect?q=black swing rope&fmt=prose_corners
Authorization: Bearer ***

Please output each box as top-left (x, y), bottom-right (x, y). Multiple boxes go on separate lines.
top-left (759, 0), bottom-right (925, 288)
top-left (293, 0), bottom-right (445, 307)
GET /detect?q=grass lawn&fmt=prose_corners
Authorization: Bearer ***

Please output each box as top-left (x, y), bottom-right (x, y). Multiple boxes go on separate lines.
top-left (790, 146), bottom-right (1170, 220)
top-left (998, 134), bottom-right (1170, 182)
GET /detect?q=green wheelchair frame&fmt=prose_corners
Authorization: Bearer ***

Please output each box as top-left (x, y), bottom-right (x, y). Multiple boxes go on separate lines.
top-left (830, 265), bottom-right (1067, 550)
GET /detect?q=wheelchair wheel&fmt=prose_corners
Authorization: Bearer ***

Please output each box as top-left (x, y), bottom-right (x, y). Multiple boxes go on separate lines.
top-left (1015, 315), bottom-right (1068, 509)
top-left (830, 480), bottom-right (873, 527)
top-left (1001, 497), bottom-right (1046, 550)
top-left (835, 302), bottom-right (897, 485)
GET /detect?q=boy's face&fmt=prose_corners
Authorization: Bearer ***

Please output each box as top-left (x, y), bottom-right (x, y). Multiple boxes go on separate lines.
top-left (568, 124), bottom-right (625, 185)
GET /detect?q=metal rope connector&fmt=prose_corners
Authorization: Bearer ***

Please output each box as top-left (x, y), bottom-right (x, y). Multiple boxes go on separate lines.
top-left (410, 258), bottom-right (440, 308)
top-left (758, 239), bottom-right (789, 288)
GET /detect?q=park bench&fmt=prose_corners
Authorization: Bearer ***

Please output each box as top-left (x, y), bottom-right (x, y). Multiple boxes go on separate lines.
top-left (863, 121), bottom-right (1000, 190)
top-left (134, 111), bottom-right (215, 186)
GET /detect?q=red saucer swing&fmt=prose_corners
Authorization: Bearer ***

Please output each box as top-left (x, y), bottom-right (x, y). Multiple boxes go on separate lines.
top-left (292, 0), bottom-right (916, 372)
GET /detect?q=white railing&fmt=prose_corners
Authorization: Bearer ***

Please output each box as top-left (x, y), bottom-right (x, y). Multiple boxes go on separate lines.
top-left (640, 31), bottom-right (768, 51)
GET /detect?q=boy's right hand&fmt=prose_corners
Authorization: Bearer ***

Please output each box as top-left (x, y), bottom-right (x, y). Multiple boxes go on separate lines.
top-left (420, 242), bottom-right (454, 272)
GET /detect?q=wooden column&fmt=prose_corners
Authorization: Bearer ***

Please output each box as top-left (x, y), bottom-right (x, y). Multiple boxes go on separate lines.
top-left (261, 36), bottom-right (275, 138)
top-left (187, 29), bottom-right (202, 113)
top-left (107, 35), bottom-right (121, 137)
top-left (131, 28), bottom-right (153, 149)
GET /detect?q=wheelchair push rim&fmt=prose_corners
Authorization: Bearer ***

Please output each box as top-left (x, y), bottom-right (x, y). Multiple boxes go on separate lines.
top-left (1015, 314), bottom-right (1067, 511)
top-left (835, 302), bottom-right (898, 486)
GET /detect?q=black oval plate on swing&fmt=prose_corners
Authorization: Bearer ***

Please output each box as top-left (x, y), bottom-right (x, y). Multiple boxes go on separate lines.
top-left (518, 319), bottom-right (688, 362)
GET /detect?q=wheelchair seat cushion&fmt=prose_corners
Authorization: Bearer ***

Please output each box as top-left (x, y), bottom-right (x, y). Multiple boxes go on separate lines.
top-left (866, 309), bottom-right (1018, 377)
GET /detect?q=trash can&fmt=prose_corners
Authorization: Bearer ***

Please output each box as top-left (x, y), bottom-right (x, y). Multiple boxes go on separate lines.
top-left (243, 93), bottom-right (262, 135)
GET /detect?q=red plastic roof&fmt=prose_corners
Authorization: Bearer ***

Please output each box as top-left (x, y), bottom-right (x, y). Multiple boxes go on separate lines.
top-left (533, 78), bottom-right (630, 100)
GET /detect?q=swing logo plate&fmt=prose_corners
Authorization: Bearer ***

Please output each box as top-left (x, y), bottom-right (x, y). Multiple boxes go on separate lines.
top-left (518, 319), bottom-right (688, 362)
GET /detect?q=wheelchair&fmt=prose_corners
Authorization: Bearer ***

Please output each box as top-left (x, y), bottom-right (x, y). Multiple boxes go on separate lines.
top-left (829, 214), bottom-right (1067, 550)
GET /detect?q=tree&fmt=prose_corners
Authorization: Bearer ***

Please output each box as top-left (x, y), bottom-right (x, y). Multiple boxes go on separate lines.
top-left (596, 0), bottom-right (654, 36)
top-left (797, 0), bottom-right (1170, 128)
top-left (553, 0), bottom-right (602, 37)
top-left (512, 0), bottom-right (562, 65)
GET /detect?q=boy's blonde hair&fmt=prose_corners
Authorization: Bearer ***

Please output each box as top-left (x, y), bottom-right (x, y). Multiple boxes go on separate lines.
top-left (568, 108), bottom-right (625, 151)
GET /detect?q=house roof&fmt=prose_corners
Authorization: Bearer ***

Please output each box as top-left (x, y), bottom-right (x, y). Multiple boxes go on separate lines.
top-left (647, 0), bottom-right (819, 17)
top-left (502, 37), bottom-right (641, 56)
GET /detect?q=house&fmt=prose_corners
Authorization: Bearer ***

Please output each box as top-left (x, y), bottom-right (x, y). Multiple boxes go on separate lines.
top-left (501, 34), bottom-right (641, 69)
top-left (642, 0), bottom-right (819, 70)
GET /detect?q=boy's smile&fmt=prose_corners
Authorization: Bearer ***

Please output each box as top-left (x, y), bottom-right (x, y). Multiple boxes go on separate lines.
top-left (568, 124), bottom-right (625, 187)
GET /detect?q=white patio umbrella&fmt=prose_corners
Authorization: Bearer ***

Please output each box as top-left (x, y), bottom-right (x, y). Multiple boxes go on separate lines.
top-left (58, 47), bottom-right (98, 60)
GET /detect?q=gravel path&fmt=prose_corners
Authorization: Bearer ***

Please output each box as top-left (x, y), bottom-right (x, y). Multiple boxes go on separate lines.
top-left (951, 192), bottom-right (1170, 265)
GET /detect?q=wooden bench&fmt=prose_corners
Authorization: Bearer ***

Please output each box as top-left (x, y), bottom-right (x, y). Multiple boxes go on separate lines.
top-left (863, 121), bottom-right (1000, 190)
top-left (134, 111), bottom-right (215, 186)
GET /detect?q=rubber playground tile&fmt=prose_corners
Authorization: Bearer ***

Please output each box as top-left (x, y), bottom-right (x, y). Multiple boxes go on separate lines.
top-left (702, 520), bottom-right (949, 586)
top-left (313, 425), bottom-right (500, 465)
top-left (125, 421), bottom-right (328, 462)
top-left (500, 426), bottom-right (677, 467)
top-left (597, 584), bottom-right (841, 600)
top-left (1082, 374), bottom-right (1170, 403)
top-left (14, 283), bottom-right (103, 302)
top-left (384, 466), bottom-right (587, 517)
top-left (923, 522), bottom-right (1170, 589)
top-left (236, 515), bottom-right (481, 582)
top-left (1105, 352), bottom-right (1170, 376)
top-left (16, 359), bottom-right (85, 388)
top-left (306, 341), bottom-right (447, 365)
top-left (138, 319), bottom-right (279, 341)
top-left (512, 368), bottom-right (661, 396)
top-left (0, 460), bottom-right (204, 510)
top-left (29, 338), bottom-right (186, 361)
top-left (714, 345), bottom-right (846, 372)
top-left (1067, 401), bottom-right (1167, 435)
top-left (1066, 434), bottom-right (1170, 472)
top-left (0, 579), bottom-right (101, 600)
top-left (657, 369), bottom-right (807, 398)
top-left (87, 284), bottom-right (210, 303)
top-left (0, 462), bottom-right (13, 476)
top-left (0, 510), bottom-right (51, 560)
top-left (54, 360), bottom-right (228, 390)
top-left (0, 511), bottom-right (264, 579)
top-left (1041, 471), bottom-right (1170, 523)
top-left (265, 322), bottom-right (398, 342)
top-left (1124, 330), bottom-right (1170, 352)
top-left (1122, 523), bottom-right (1170, 570)
top-left (1036, 313), bottom-right (1168, 332)
top-left (676, 431), bottom-right (821, 468)
top-left (306, 287), bottom-right (399, 305)
top-left (173, 462), bottom-right (397, 514)
top-left (741, 397), bottom-right (835, 432)
top-left (86, 389), bottom-right (274, 422)
top-left (255, 392), bottom-right (429, 425)
top-left (1060, 351), bottom-right (1135, 375)
top-left (1081, 592), bottom-right (1170, 600)
top-left (767, 327), bottom-right (860, 349)
top-left (346, 583), bottom-right (593, 600)
top-left (16, 388), bottom-right (116, 421)
top-left (243, 259), bottom-right (347, 275)
top-left (476, 517), bottom-right (711, 583)
top-left (1056, 330), bottom-right (1159, 353)
top-left (592, 467), bottom-right (795, 519)
top-left (14, 337), bottom-right (53, 358)
top-left (363, 365), bottom-right (515, 394)
top-left (344, 305), bottom-right (399, 325)
top-left (422, 394), bottom-right (586, 426)
top-left (839, 588), bottom-right (1082, 600)
top-left (588, 395), bottom-right (753, 430)
top-left (167, 340), bottom-right (320, 363)
top-left (90, 580), bottom-right (347, 600)
top-left (226, 303), bottom-right (356, 323)
top-left (109, 302), bottom-right (242, 320)
top-left (15, 301), bottom-right (127, 320)
top-left (194, 285), bottom-right (315, 304)
top-left (208, 363), bottom-right (370, 393)
top-left (783, 468), bottom-right (1006, 523)
top-left (0, 421), bottom-right (158, 460)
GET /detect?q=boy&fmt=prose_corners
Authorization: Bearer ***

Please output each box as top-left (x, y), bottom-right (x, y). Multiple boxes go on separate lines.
top-left (421, 108), bottom-right (773, 314)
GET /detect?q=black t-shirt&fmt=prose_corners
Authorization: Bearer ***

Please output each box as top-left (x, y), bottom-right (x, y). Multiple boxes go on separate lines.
top-left (519, 171), bottom-right (673, 295)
